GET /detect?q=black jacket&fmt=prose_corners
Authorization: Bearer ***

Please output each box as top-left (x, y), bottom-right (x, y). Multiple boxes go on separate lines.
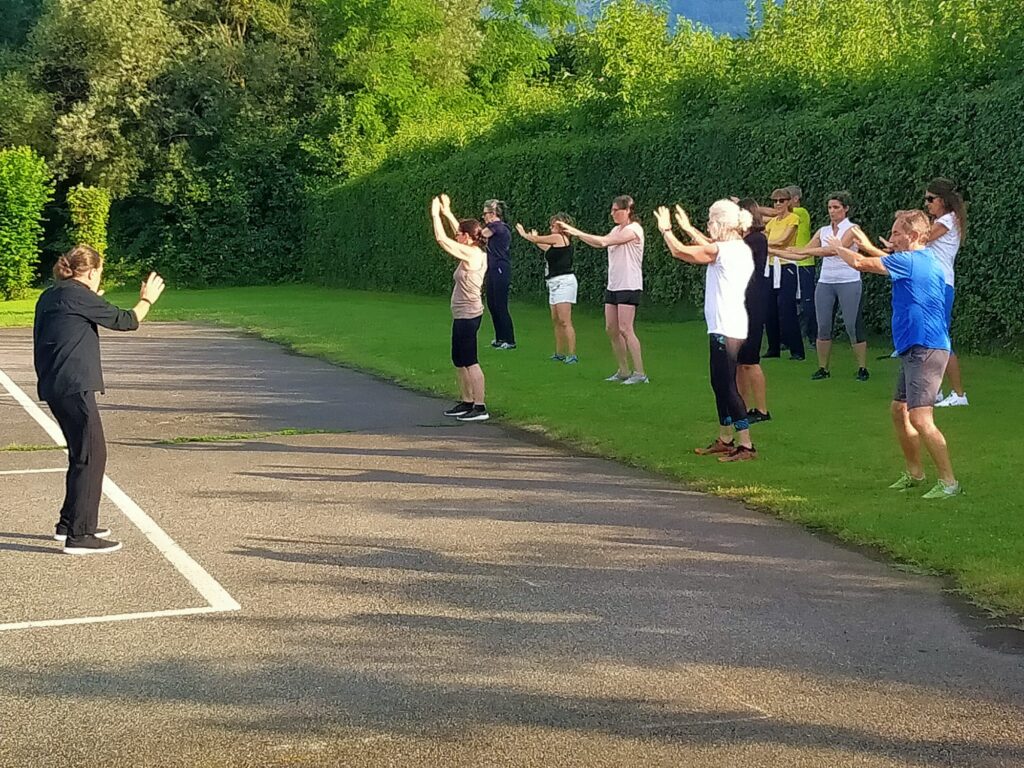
top-left (33, 280), bottom-right (139, 401)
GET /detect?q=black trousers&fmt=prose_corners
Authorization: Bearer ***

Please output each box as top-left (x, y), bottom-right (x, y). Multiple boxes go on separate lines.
top-left (485, 264), bottom-right (515, 344)
top-left (47, 391), bottom-right (106, 537)
top-left (773, 264), bottom-right (804, 357)
top-left (709, 335), bottom-right (748, 427)
top-left (797, 264), bottom-right (818, 346)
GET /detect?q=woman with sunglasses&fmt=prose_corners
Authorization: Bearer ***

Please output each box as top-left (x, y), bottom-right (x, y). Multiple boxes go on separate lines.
top-left (762, 188), bottom-right (804, 361)
top-left (924, 178), bottom-right (969, 408)
top-left (558, 196), bottom-right (648, 384)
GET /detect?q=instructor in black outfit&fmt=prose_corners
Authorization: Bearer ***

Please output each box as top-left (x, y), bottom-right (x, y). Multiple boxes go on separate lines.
top-left (33, 245), bottom-right (165, 555)
top-left (482, 200), bottom-right (516, 349)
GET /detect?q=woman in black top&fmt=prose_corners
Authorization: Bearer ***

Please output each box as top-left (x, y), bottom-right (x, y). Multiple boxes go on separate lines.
top-left (516, 213), bottom-right (578, 363)
top-left (482, 199), bottom-right (516, 350)
top-left (736, 198), bottom-right (772, 422)
top-left (33, 245), bottom-right (165, 554)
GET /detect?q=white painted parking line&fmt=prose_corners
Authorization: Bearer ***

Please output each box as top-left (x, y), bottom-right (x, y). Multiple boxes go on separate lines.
top-left (0, 606), bottom-right (228, 633)
top-left (0, 467), bottom-right (66, 476)
top-left (0, 366), bottom-right (240, 631)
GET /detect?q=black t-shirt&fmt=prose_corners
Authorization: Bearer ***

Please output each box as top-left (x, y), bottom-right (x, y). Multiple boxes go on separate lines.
top-left (33, 280), bottom-right (140, 401)
top-left (743, 230), bottom-right (770, 299)
top-left (545, 238), bottom-right (574, 279)
top-left (485, 220), bottom-right (511, 269)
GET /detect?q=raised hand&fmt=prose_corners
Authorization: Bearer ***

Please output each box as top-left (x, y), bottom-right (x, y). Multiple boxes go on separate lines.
top-left (653, 206), bottom-right (672, 232)
top-left (439, 193), bottom-right (451, 212)
top-left (674, 205), bottom-right (693, 231)
top-left (430, 196), bottom-right (442, 216)
top-left (140, 272), bottom-right (165, 305)
top-left (515, 222), bottom-right (528, 238)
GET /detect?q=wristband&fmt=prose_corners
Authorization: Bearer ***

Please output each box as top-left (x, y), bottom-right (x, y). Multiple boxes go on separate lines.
top-left (140, 298), bottom-right (152, 305)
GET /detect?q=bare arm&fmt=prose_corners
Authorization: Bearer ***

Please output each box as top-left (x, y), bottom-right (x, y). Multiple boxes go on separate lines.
top-left (515, 223), bottom-right (566, 251)
top-left (830, 243), bottom-right (888, 275)
top-left (654, 207), bottom-right (717, 264)
top-left (926, 220), bottom-right (950, 245)
top-left (848, 226), bottom-right (890, 259)
top-left (674, 206), bottom-right (711, 247)
top-left (132, 273), bottom-right (165, 321)
top-left (431, 202), bottom-right (478, 263)
top-left (438, 193), bottom-right (459, 236)
top-left (559, 222), bottom-right (637, 249)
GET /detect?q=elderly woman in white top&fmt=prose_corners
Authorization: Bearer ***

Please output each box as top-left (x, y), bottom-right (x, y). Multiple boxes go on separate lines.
top-left (655, 200), bottom-right (757, 463)
top-left (769, 192), bottom-right (869, 381)
top-left (559, 195), bottom-right (648, 384)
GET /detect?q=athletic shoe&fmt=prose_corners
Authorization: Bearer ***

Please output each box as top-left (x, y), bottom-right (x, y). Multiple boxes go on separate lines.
top-left (564, 355), bottom-right (578, 364)
top-left (443, 401), bottom-right (473, 417)
top-left (622, 373), bottom-right (649, 385)
top-left (922, 480), bottom-right (962, 500)
top-left (746, 409), bottom-right (771, 424)
top-left (695, 438), bottom-right (734, 456)
top-left (54, 527), bottom-right (111, 542)
top-left (605, 371), bottom-right (630, 382)
top-left (762, 350), bottom-right (781, 359)
top-left (63, 535), bottom-right (123, 555)
top-left (890, 349), bottom-right (900, 358)
top-left (934, 390), bottom-right (945, 405)
top-left (457, 405), bottom-right (490, 422)
top-left (856, 367), bottom-right (870, 382)
top-left (496, 342), bottom-right (517, 350)
top-left (490, 340), bottom-right (500, 348)
top-left (888, 471), bottom-right (925, 491)
top-left (811, 367), bottom-right (830, 380)
top-left (719, 445), bottom-right (757, 463)
top-left (936, 392), bottom-right (969, 408)
top-left (790, 353), bottom-right (805, 361)
top-left (550, 353), bottom-right (566, 362)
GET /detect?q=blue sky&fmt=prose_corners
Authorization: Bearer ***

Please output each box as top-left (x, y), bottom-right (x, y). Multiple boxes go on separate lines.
top-left (668, 1), bottom-right (753, 35)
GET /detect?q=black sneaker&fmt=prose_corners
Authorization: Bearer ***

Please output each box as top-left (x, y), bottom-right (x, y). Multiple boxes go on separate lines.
top-left (54, 526), bottom-right (111, 542)
top-left (457, 405), bottom-right (490, 422)
top-left (443, 401), bottom-right (473, 417)
top-left (63, 534), bottom-right (123, 555)
top-left (789, 353), bottom-right (806, 361)
top-left (856, 367), bottom-right (870, 382)
top-left (762, 350), bottom-right (781, 359)
top-left (811, 367), bottom-right (831, 380)
top-left (747, 409), bottom-right (771, 424)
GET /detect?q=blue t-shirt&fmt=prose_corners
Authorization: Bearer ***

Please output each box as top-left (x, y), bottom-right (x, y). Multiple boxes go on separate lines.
top-left (881, 247), bottom-right (951, 354)
top-left (485, 220), bottom-right (511, 269)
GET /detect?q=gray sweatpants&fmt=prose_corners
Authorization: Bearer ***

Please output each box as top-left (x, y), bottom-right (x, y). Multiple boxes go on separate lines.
top-left (814, 280), bottom-right (864, 343)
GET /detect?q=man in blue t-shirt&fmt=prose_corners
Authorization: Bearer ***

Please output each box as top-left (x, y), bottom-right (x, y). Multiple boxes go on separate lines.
top-left (829, 210), bottom-right (960, 500)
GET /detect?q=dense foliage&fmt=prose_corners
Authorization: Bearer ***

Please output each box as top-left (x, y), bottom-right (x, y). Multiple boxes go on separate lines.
top-left (2, 0), bottom-right (1023, 344)
top-left (0, 145), bottom-right (53, 299)
top-left (66, 184), bottom-right (110, 256)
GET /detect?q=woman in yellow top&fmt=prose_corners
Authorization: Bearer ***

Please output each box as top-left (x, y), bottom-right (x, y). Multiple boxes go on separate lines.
top-left (762, 187), bottom-right (805, 360)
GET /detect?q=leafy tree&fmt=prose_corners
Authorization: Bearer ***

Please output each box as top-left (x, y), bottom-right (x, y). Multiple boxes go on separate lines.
top-left (0, 146), bottom-right (54, 299)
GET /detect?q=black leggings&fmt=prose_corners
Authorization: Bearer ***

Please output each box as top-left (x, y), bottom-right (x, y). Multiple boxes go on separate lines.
top-left (485, 265), bottom-right (515, 344)
top-left (709, 334), bottom-right (749, 429)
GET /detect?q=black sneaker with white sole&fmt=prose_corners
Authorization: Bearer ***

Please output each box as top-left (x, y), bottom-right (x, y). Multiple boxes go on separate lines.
top-left (457, 405), bottom-right (490, 422)
top-left (443, 401), bottom-right (473, 417)
top-left (63, 534), bottom-right (123, 555)
top-left (54, 526), bottom-right (111, 542)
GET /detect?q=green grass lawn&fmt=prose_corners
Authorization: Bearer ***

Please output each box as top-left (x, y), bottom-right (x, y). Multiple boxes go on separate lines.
top-left (4, 285), bottom-right (1022, 619)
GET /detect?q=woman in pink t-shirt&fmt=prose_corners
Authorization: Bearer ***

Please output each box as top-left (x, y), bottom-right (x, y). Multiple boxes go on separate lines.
top-left (559, 196), bottom-right (648, 385)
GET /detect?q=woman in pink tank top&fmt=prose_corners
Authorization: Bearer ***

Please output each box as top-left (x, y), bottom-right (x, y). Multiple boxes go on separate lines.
top-left (431, 194), bottom-right (490, 422)
top-left (559, 195), bottom-right (648, 385)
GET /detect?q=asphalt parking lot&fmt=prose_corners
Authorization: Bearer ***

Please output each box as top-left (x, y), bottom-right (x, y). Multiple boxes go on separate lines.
top-left (1, 324), bottom-right (1022, 768)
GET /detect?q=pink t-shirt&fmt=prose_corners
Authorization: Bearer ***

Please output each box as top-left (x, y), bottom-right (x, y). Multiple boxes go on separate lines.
top-left (606, 222), bottom-right (644, 291)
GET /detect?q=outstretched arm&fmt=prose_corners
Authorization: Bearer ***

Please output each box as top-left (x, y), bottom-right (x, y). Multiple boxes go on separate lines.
top-left (848, 226), bottom-right (890, 258)
top-left (673, 206), bottom-right (712, 246)
top-left (431, 198), bottom-right (477, 263)
top-left (655, 207), bottom-right (718, 265)
top-left (515, 223), bottom-right (564, 252)
top-left (829, 240), bottom-right (888, 275)
top-left (558, 221), bottom-right (636, 249)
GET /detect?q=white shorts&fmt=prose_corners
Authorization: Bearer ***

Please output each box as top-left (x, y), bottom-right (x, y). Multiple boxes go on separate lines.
top-left (547, 274), bottom-right (578, 305)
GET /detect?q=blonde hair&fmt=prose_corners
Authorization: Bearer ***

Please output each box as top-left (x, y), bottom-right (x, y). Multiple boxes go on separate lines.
top-left (894, 209), bottom-right (931, 241)
top-left (708, 199), bottom-right (753, 242)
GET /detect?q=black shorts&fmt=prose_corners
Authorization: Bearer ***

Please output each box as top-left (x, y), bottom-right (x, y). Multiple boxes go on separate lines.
top-left (604, 289), bottom-right (642, 306)
top-left (451, 315), bottom-right (482, 368)
top-left (737, 284), bottom-right (770, 365)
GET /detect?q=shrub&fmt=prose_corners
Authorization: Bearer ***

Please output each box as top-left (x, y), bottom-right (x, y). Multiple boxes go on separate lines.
top-left (0, 146), bottom-right (54, 299)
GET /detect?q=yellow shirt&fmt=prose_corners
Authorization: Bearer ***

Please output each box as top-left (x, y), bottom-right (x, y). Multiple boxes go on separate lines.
top-left (793, 206), bottom-right (814, 266)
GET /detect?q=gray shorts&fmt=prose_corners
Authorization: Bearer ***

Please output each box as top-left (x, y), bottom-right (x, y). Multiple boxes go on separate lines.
top-left (894, 346), bottom-right (950, 409)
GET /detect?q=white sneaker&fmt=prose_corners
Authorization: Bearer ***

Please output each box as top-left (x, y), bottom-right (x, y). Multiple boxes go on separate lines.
top-left (604, 371), bottom-right (630, 382)
top-left (622, 373), bottom-right (649, 385)
top-left (936, 392), bottom-right (969, 407)
top-left (934, 390), bottom-right (945, 405)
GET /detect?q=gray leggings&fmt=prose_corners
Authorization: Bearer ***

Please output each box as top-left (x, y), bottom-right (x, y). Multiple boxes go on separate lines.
top-left (814, 281), bottom-right (865, 343)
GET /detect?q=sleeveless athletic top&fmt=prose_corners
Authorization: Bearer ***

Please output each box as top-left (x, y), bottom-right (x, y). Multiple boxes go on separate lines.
top-left (451, 251), bottom-right (486, 319)
top-left (544, 238), bottom-right (574, 279)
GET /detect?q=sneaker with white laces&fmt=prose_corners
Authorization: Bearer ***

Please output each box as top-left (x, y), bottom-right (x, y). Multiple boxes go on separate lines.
top-left (936, 392), bottom-right (969, 407)
top-left (604, 371), bottom-right (630, 382)
top-left (54, 526), bottom-right (111, 542)
top-left (622, 373), bottom-right (649, 385)
top-left (63, 534), bottom-right (123, 555)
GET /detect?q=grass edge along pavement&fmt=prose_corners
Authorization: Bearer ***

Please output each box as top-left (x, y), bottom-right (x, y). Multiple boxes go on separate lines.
top-left (2, 284), bottom-right (1022, 622)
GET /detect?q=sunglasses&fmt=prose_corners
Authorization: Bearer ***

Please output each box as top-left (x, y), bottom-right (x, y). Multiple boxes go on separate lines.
top-left (772, 198), bottom-right (790, 203)
top-left (924, 195), bottom-right (938, 203)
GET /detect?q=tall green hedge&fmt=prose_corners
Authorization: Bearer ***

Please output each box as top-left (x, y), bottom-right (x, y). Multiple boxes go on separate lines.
top-left (305, 76), bottom-right (1024, 351)
top-left (67, 184), bottom-right (111, 256)
top-left (0, 146), bottom-right (54, 300)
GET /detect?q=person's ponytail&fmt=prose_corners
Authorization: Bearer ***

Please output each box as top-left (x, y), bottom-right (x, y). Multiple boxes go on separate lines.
top-left (53, 245), bottom-right (102, 281)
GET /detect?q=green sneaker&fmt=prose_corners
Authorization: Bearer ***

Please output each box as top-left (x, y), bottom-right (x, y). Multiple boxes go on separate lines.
top-left (888, 471), bottom-right (925, 490)
top-left (922, 480), bottom-right (962, 500)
